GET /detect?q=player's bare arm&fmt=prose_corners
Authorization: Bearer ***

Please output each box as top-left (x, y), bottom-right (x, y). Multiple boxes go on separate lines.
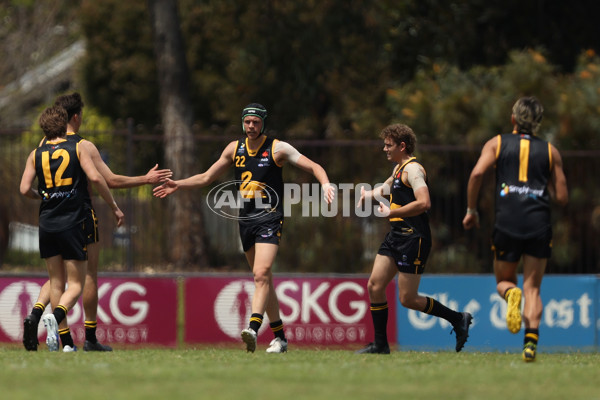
top-left (79, 145), bottom-right (124, 227)
top-left (81, 140), bottom-right (172, 188)
top-left (382, 162), bottom-right (431, 218)
top-left (19, 150), bottom-right (41, 200)
top-left (153, 141), bottom-right (236, 199)
top-left (274, 141), bottom-right (335, 204)
top-left (356, 176), bottom-right (392, 208)
top-left (463, 136), bottom-right (498, 229)
top-left (549, 144), bottom-right (568, 206)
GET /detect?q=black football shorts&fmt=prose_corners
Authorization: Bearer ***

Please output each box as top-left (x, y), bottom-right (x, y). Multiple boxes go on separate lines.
top-left (238, 216), bottom-right (283, 252)
top-left (492, 227), bottom-right (552, 262)
top-left (377, 231), bottom-right (431, 274)
top-left (83, 207), bottom-right (99, 245)
top-left (39, 223), bottom-right (87, 261)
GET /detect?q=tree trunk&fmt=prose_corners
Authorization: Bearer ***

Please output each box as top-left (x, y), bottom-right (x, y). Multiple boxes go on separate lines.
top-left (147, 0), bottom-right (208, 269)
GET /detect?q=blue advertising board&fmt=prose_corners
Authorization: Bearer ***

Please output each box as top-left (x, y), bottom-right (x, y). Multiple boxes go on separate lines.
top-left (395, 275), bottom-right (598, 352)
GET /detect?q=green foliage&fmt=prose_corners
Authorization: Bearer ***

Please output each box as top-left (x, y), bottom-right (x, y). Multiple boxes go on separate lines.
top-left (79, 0), bottom-right (157, 123)
top-left (22, 102), bottom-right (113, 147)
top-left (555, 50), bottom-right (600, 150)
top-left (71, 1), bottom-right (600, 146)
top-left (386, 48), bottom-right (600, 150)
top-left (175, 0), bottom-right (393, 137)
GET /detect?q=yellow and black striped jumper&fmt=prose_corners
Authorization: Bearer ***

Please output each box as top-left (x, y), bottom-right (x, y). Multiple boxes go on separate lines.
top-left (371, 158), bottom-right (463, 349)
top-left (494, 132), bottom-right (552, 239)
top-left (494, 131), bottom-right (552, 351)
top-left (233, 135), bottom-right (286, 341)
top-left (34, 136), bottom-right (88, 349)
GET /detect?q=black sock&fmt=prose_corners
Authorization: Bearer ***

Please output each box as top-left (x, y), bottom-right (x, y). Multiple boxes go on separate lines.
top-left (249, 313), bottom-right (263, 333)
top-left (423, 297), bottom-right (462, 325)
top-left (85, 320), bottom-right (98, 343)
top-left (269, 320), bottom-right (286, 341)
top-left (59, 327), bottom-right (74, 348)
top-left (31, 303), bottom-right (45, 321)
top-left (370, 302), bottom-right (388, 346)
top-left (53, 305), bottom-right (67, 325)
top-left (524, 328), bottom-right (539, 345)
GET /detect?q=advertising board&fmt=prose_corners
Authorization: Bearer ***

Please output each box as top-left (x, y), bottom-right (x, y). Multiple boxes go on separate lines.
top-left (396, 275), bottom-right (597, 352)
top-left (184, 275), bottom-right (396, 347)
top-left (0, 277), bottom-right (178, 347)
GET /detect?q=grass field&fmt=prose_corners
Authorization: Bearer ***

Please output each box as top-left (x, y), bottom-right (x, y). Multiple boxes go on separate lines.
top-left (2, 345), bottom-right (599, 400)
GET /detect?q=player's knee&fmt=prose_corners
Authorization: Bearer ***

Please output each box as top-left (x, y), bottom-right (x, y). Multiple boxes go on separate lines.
top-left (68, 284), bottom-right (85, 299)
top-left (398, 293), bottom-right (418, 309)
top-left (367, 279), bottom-right (386, 297)
top-left (253, 269), bottom-right (271, 286)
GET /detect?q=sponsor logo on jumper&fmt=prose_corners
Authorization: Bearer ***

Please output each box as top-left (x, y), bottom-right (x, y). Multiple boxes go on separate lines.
top-left (499, 182), bottom-right (544, 198)
top-left (42, 188), bottom-right (78, 200)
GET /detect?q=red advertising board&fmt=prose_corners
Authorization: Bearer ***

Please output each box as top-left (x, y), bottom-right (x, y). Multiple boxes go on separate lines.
top-left (184, 275), bottom-right (396, 347)
top-left (0, 277), bottom-right (178, 347)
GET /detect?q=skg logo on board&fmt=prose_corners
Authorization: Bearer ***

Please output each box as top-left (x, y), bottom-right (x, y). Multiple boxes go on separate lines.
top-left (214, 280), bottom-right (369, 344)
top-left (0, 281), bottom-right (150, 343)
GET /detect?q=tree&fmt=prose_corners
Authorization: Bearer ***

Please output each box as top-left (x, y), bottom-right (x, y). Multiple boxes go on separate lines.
top-left (147, 0), bottom-right (208, 268)
top-left (79, 1), bottom-right (159, 123)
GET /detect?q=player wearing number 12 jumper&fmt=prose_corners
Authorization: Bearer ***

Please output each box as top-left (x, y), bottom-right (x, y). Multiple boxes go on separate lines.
top-left (22, 93), bottom-right (171, 352)
top-left (463, 96), bottom-right (568, 362)
top-left (20, 105), bottom-right (124, 352)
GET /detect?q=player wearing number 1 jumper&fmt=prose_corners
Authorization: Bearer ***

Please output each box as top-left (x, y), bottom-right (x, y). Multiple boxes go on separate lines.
top-left (463, 96), bottom-right (568, 362)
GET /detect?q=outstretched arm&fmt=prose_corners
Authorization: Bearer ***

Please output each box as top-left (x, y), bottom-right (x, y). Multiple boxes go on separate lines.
top-left (153, 141), bottom-right (236, 198)
top-left (81, 140), bottom-right (172, 188)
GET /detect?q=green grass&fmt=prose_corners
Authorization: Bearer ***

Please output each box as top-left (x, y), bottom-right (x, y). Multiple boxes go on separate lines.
top-left (2, 345), bottom-right (599, 400)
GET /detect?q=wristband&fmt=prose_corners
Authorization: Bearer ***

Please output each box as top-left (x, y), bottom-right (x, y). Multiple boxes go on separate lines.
top-left (466, 208), bottom-right (478, 216)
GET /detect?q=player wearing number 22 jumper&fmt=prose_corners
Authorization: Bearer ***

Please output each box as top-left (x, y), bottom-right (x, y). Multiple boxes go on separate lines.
top-left (153, 103), bottom-right (335, 353)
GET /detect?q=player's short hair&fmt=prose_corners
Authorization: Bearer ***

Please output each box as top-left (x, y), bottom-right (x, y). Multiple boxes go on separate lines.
top-left (380, 124), bottom-right (417, 154)
top-left (512, 96), bottom-right (543, 134)
top-left (39, 106), bottom-right (68, 140)
top-left (54, 92), bottom-right (84, 121)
